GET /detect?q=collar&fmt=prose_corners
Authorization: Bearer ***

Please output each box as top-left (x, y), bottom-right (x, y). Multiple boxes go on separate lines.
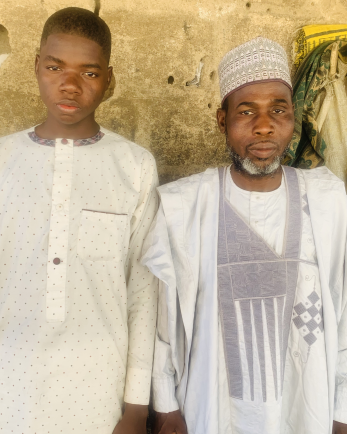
top-left (28, 130), bottom-right (105, 147)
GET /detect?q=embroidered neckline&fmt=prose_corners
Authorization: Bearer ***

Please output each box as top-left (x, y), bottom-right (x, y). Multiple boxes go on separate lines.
top-left (27, 130), bottom-right (105, 147)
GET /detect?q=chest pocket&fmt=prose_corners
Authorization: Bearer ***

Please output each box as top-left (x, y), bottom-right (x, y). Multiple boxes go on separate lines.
top-left (77, 210), bottom-right (128, 262)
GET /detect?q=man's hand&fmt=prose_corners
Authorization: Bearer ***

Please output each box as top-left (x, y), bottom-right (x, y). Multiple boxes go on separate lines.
top-left (112, 403), bottom-right (148, 434)
top-left (154, 410), bottom-right (188, 434)
top-left (333, 421), bottom-right (347, 434)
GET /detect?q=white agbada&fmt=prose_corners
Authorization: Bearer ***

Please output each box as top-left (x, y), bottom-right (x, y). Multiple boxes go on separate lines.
top-left (142, 166), bottom-right (347, 434)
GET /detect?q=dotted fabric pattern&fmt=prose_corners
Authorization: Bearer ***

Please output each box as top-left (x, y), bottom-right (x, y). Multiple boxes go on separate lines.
top-left (0, 127), bottom-right (159, 433)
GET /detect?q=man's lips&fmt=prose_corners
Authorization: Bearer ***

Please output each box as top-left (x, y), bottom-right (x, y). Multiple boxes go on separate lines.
top-left (247, 142), bottom-right (278, 159)
top-left (56, 101), bottom-right (81, 113)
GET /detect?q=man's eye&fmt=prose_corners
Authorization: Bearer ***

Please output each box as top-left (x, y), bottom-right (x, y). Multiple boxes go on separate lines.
top-left (241, 110), bottom-right (254, 115)
top-left (84, 72), bottom-right (98, 78)
top-left (273, 109), bottom-right (285, 114)
top-left (47, 66), bottom-right (60, 71)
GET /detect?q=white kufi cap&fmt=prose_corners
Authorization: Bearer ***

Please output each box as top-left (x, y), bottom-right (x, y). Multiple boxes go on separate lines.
top-left (218, 37), bottom-right (292, 103)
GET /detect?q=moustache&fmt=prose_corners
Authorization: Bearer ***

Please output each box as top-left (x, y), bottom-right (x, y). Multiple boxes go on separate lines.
top-left (225, 135), bottom-right (281, 151)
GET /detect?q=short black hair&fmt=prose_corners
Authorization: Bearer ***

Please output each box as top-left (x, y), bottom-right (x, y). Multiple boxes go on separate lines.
top-left (41, 7), bottom-right (111, 63)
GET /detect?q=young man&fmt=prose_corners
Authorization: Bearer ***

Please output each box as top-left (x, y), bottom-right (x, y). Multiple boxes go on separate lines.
top-left (142, 37), bottom-right (347, 434)
top-left (0, 8), bottom-right (158, 434)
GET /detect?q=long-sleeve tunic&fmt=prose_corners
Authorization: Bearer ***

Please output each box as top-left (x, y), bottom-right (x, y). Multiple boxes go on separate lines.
top-left (142, 166), bottom-right (347, 434)
top-left (0, 127), bottom-right (159, 433)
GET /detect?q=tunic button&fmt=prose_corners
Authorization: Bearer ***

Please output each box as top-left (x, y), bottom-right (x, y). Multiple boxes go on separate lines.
top-left (53, 258), bottom-right (61, 265)
top-left (61, 139), bottom-right (68, 144)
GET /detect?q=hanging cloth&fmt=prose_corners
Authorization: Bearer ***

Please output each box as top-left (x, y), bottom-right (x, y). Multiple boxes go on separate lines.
top-left (293, 24), bottom-right (347, 68)
top-left (284, 40), bottom-right (347, 170)
top-left (315, 54), bottom-right (347, 183)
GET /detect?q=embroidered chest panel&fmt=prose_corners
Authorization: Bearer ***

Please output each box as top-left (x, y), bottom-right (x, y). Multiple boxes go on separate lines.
top-left (217, 166), bottom-right (322, 403)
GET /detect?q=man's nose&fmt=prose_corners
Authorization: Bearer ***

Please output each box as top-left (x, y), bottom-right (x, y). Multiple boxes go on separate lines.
top-left (253, 113), bottom-right (275, 136)
top-left (59, 72), bottom-right (82, 95)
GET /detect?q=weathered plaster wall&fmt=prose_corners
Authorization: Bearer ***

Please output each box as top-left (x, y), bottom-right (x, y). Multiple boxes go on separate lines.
top-left (0, 0), bottom-right (346, 182)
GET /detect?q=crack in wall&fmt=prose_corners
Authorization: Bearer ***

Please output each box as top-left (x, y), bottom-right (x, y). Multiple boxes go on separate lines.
top-left (94, 0), bottom-right (101, 16)
top-left (186, 59), bottom-right (204, 87)
top-left (0, 25), bottom-right (10, 69)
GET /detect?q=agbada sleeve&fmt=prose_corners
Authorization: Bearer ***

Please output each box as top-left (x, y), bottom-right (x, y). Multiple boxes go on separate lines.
top-left (141, 204), bottom-right (185, 413)
top-left (334, 303), bottom-right (347, 423)
top-left (334, 241), bottom-right (347, 424)
top-left (333, 196), bottom-right (347, 424)
top-left (123, 150), bottom-right (159, 405)
top-left (151, 279), bottom-right (180, 412)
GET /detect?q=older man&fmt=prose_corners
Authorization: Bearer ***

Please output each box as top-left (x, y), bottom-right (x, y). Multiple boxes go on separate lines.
top-left (142, 37), bottom-right (347, 434)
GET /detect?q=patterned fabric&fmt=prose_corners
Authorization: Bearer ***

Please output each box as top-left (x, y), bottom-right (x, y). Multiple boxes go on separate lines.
top-left (283, 40), bottom-right (347, 169)
top-left (314, 57), bottom-right (347, 185)
top-left (0, 128), bottom-right (159, 432)
top-left (218, 37), bottom-right (292, 103)
top-left (293, 24), bottom-right (347, 68)
top-left (217, 166), bottom-right (301, 402)
top-left (28, 130), bottom-right (105, 147)
top-left (292, 277), bottom-right (324, 346)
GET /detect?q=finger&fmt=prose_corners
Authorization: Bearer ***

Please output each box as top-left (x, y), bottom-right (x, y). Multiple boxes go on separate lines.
top-left (158, 423), bottom-right (176, 434)
top-left (175, 427), bottom-right (188, 434)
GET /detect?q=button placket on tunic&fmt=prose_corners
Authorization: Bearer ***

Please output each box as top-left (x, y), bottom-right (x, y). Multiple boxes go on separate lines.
top-left (46, 138), bottom-right (73, 322)
top-left (250, 192), bottom-right (265, 238)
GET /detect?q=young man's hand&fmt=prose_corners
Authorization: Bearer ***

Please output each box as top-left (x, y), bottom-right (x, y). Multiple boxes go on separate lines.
top-left (154, 410), bottom-right (188, 434)
top-left (112, 403), bottom-right (148, 434)
top-left (333, 421), bottom-right (347, 434)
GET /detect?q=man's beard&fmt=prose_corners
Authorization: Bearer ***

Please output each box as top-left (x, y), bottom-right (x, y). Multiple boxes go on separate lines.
top-left (228, 139), bottom-right (290, 178)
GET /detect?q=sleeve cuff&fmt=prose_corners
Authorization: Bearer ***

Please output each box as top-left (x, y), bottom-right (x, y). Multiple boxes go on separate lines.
top-left (334, 383), bottom-right (347, 424)
top-left (152, 376), bottom-right (179, 413)
top-left (124, 367), bottom-right (151, 405)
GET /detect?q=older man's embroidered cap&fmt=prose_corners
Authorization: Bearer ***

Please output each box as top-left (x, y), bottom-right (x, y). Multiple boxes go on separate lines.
top-left (218, 37), bottom-right (292, 103)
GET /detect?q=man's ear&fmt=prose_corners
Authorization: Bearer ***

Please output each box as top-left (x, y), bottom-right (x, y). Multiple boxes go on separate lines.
top-left (35, 54), bottom-right (40, 79)
top-left (102, 67), bottom-right (116, 102)
top-left (216, 108), bottom-right (227, 134)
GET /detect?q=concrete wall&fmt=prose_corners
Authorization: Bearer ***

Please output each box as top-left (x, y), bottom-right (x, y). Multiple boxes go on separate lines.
top-left (0, 0), bottom-right (346, 182)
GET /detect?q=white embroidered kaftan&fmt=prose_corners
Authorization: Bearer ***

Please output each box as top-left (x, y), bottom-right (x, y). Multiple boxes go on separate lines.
top-left (142, 166), bottom-right (347, 434)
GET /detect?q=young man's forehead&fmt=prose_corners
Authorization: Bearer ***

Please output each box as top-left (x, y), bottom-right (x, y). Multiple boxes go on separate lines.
top-left (40, 33), bottom-right (107, 65)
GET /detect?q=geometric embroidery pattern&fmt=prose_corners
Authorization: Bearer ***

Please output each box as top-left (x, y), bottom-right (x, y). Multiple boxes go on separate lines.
top-left (217, 166), bottom-right (302, 403)
top-left (28, 130), bottom-right (105, 147)
top-left (218, 37), bottom-right (292, 103)
top-left (28, 132), bottom-right (55, 147)
top-left (292, 289), bottom-right (323, 346)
